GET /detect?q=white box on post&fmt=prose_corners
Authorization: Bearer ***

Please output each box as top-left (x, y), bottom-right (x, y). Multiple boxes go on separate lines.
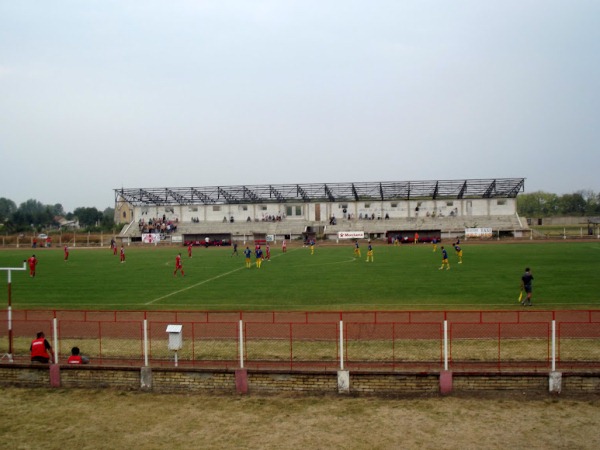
top-left (166, 324), bottom-right (183, 366)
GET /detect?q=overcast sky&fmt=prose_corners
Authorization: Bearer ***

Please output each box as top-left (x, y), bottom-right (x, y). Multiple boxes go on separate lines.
top-left (1, 1), bottom-right (598, 212)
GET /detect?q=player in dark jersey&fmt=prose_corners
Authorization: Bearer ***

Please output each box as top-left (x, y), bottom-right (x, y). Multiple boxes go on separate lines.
top-left (521, 268), bottom-right (534, 306)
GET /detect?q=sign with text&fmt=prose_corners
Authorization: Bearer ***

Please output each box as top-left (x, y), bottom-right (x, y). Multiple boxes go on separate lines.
top-left (338, 231), bottom-right (365, 239)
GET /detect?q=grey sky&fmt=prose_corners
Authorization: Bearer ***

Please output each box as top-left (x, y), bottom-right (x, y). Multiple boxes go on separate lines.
top-left (1, 1), bottom-right (598, 212)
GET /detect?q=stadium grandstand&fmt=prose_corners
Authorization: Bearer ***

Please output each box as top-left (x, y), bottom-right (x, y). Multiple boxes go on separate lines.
top-left (114, 178), bottom-right (528, 245)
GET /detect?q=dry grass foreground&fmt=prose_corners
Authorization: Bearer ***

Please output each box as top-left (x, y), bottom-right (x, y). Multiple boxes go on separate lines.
top-left (1, 388), bottom-right (600, 449)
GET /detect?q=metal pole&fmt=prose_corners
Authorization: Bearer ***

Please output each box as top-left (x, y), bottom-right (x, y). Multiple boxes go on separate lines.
top-left (339, 320), bottom-right (344, 371)
top-left (1, 261), bottom-right (27, 362)
top-left (444, 320), bottom-right (449, 371)
top-left (143, 319), bottom-right (149, 367)
top-left (52, 317), bottom-right (58, 364)
top-left (238, 320), bottom-right (244, 369)
top-left (551, 320), bottom-right (556, 372)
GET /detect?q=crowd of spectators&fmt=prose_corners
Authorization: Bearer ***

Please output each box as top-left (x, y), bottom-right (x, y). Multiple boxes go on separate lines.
top-left (245, 213), bottom-right (285, 222)
top-left (138, 215), bottom-right (178, 234)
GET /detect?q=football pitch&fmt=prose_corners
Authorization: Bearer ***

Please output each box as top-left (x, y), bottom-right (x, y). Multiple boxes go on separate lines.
top-left (1, 241), bottom-right (599, 311)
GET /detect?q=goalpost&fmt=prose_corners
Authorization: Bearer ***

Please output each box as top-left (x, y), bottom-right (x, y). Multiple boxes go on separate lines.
top-left (1, 261), bottom-right (27, 362)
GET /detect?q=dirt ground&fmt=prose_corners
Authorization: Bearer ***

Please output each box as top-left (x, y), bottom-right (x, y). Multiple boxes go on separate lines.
top-left (1, 387), bottom-right (599, 449)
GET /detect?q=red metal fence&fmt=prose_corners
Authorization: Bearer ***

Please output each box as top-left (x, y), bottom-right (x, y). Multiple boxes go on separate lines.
top-left (2, 309), bottom-right (599, 372)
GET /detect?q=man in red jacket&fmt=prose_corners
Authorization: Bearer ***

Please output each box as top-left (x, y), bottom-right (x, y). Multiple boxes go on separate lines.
top-left (30, 331), bottom-right (54, 363)
top-left (68, 346), bottom-right (89, 364)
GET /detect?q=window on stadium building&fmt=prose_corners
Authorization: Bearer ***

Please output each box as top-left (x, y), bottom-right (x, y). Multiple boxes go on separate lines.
top-left (286, 205), bottom-right (303, 216)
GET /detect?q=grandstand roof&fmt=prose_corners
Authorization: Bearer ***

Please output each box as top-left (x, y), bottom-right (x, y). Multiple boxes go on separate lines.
top-left (114, 178), bottom-right (525, 206)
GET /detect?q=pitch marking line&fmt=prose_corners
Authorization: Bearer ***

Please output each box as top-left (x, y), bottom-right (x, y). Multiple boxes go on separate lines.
top-left (146, 247), bottom-right (297, 305)
top-left (145, 266), bottom-right (245, 305)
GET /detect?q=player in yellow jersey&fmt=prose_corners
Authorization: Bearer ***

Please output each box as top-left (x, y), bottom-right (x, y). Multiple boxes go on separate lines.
top-left (354, 240), bottom-right (361, 258)
top-left (255, 246), bottom-right (263, 268)
top-left (439, 246), bottom-right (450, 270)
top-left (366, 243), bottom-right (374, 262)
top-left (453, 243), bottom-right (463, 264)
top-left (244, 246), bottom-right (252, 268)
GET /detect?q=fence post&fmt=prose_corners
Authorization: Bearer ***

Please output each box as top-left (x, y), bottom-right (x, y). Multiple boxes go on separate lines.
top-left (143, 319), bottom-right (149, 367)
top-left (337, 320), bottom-right (349, 393)
top-left (339, 320), bottom-right (344, 371)
top-left (443, 320), bottom-right (448, 371)
top-left (551, 320), bottom-right (556, 372)
top-left (140, 319), bottom-right (153, 390)
top-left (235, 320), bottom-right (249, 394)
top-left (48, 317), bottom-right (61, 387)
top-left (440, 320), bottom-right (453, 395)
top-left (549, 319), bottom-right (562, 394)
top-left (52, 317), bottom-right (58, 364)
top-left (239, 320), bottom-right (244, 369)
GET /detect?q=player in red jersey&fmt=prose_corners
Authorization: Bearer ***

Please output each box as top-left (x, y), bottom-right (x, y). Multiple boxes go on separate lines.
top-left (120, 245), bottom-right (126, 263)
top-left (188, 243), bottom-right (193, 258)
top-left (28, 254), bottom-right (38, 277)
top-left (174, 253), bottom-right (185, 276)
top-left (64, 245), bottom-right (69, 261)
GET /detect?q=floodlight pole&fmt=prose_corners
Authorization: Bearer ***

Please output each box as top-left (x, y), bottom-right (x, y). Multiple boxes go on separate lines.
top-left (1, 261), bottom-right (27, 362)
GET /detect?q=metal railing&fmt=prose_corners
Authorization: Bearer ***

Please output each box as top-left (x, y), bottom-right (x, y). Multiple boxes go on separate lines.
top-left (2, 309), bottom-right (599, 372)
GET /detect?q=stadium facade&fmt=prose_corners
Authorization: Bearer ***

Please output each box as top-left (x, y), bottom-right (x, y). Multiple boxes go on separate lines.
top-left (114, 178), bottom-right (527, 242)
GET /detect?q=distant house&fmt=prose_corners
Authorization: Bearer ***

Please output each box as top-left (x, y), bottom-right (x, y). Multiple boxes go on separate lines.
top-left (55, 216), bottom-right (79, 229)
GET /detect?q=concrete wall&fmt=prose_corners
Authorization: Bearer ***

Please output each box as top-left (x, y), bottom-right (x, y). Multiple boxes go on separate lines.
top-left (125, 198), bottom-right (518, 225)
top-left (2, 364), bottom-right (598, 396)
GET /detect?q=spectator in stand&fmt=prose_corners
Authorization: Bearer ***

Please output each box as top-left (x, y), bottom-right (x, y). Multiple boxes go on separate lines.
top-left (30, 331), bottom-right (54, 364)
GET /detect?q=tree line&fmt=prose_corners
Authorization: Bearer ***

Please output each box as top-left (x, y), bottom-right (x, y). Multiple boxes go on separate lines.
top-left (517, 190), bottom-right (600, 218)
top-left (0, 198), bottom-right (115, 233)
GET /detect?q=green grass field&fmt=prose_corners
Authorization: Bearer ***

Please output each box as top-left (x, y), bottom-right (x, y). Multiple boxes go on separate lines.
top-left (1, 241), bottom-right (599, 311)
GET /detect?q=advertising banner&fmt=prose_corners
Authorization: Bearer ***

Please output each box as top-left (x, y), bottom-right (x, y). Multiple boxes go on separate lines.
top-left (338, 231), bottom-right (365, 239)
top-left (142, 233), bottom-right (161, 244)
top-left (465, 228), bottom-right (493, 238)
